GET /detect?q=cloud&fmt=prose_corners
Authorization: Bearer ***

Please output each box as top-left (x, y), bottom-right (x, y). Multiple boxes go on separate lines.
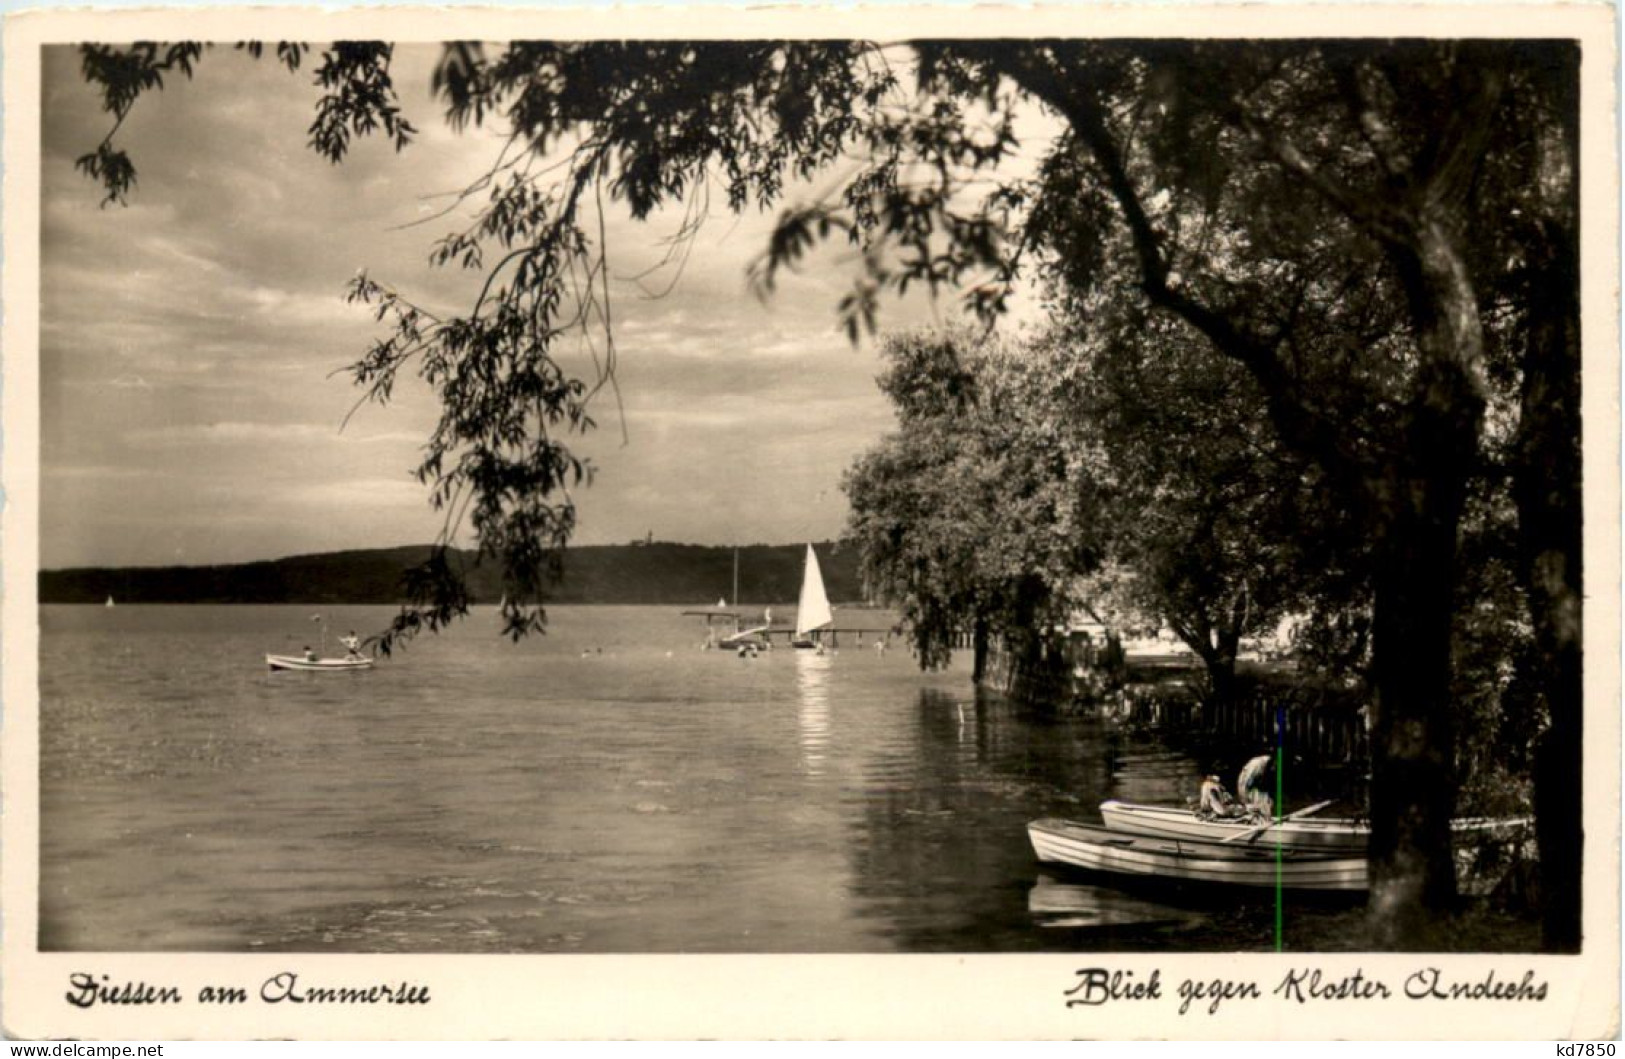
top-left (35, 43), bottom-right (997, 569)
top-left (124, 421), bottom-right (418, 447)
top-left (282, 475), bottom-right (427, 508)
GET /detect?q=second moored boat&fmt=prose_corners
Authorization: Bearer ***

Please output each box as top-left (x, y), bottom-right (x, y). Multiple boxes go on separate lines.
top-left (1098, 799), bottom-right (1531, 856)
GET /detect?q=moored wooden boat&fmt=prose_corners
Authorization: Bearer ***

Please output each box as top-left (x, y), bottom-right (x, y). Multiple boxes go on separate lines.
top-left (1027, 818), bottom-right (1367, 892)
top-left (1099, 799), bottom-right (1531, 854)
top-left (266, 654), bottom-right (374, 672)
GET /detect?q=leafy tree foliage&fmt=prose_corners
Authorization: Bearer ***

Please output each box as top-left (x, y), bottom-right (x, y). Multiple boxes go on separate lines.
top-left (1076, 311), bottom-right (1353, 704)
top-left (846, 314), bottom-right (1350, 712)
top-left (74, 38), bottom-right (1581, 945)
top-left (842, 330), bottom-right (1099, 681)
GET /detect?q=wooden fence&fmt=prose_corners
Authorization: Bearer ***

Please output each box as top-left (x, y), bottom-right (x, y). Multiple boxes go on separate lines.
top-left (984, 636), bottom-right (1369, 764)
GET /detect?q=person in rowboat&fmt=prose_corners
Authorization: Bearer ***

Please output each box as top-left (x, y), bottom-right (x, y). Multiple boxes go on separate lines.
top-left (1197, 774), bottom-right (1245, 820)
top-left (341, 631), bottom-right (362, 660)
top-left (1237, 752), bottom-right (1275, 819)
top-left (302, 645), bottom-right (317, 662)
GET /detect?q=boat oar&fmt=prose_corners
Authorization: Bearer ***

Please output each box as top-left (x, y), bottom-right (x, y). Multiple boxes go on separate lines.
top-left (1221, 799), bottom-right (1336, 845)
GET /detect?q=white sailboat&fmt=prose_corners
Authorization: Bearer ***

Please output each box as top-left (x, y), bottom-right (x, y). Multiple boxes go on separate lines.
top-left (792, 544), bottom-right (833, 649)
top-left (104, 595), bottom-right (115, 608)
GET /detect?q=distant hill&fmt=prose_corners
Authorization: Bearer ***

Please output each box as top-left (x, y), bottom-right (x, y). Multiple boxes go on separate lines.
top-left (40, 542), bottom-right (868, 606)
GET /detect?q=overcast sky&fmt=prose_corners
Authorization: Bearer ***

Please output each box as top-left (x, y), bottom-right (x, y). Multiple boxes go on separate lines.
top-left (39, 43), bottom-right (1031, 569)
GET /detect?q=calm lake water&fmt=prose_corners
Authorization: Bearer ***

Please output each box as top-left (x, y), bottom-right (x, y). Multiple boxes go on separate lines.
top-left (41, 604), bottom-right (1321, 953)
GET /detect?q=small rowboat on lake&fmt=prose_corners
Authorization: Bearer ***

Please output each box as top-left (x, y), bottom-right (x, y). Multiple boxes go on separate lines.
top-left (265, 654), bottom-right (374, 672)
top-left (1027, 818), bottom-right (1367, 892)
top-left (1099, 799), bottom-right (1531, 855)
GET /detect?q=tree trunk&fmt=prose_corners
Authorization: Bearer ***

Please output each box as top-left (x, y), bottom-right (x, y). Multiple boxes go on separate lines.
top-left (1204, 658), bottom-right (1239, 712)
top-left (1183, 628), bottom-right (1240, 710)
top-left (1532, 671), bottom-right (1582, 951)
top-left (971, 615), bottom-right (990, 685)
top-left (1366, 490), bottom-right (1464, 942)
top-left (1364, 221), bottom-right (1487, 944)
top-left (1210, 625), bottom-right (1242, 709)
top-left (1515, 217), bottom-right (1583, 952)
top-left (1166, 609), bottom-right (1244, 732)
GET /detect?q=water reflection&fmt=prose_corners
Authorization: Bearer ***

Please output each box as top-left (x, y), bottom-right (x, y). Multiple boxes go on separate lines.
top-left (794, 650), bottom-right (832, 776)
top-left (1107, 745), bottom-right (1203, 806)
top-left (840, 687), bottom-right (1120, 949)
top-left (1027, 873), bottom-right (1201, 933)
top-left (843, 688), bottom-right (1274, 948)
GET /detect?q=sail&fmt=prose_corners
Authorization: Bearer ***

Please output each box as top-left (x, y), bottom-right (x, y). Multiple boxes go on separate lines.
top-left (795, 544), bottom-right (833, 637)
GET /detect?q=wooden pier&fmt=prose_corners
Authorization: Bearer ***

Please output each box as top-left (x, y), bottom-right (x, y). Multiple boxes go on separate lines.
top-left (682, 607), bottom-right (902, 648)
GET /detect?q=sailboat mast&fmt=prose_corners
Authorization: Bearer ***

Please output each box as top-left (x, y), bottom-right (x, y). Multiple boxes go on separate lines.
top-left (733, 548), bottom-right (739, 607)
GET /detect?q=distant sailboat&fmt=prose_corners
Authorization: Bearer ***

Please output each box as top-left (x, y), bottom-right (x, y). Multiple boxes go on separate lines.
top-left (792, 544), bottom-right (833, 649)
top-left (105, 595), bottom-right (115, 608)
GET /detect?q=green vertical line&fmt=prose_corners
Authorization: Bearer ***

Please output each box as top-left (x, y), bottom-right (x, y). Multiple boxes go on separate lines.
top-left (1275, 706), bottom-right (1285, 953)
